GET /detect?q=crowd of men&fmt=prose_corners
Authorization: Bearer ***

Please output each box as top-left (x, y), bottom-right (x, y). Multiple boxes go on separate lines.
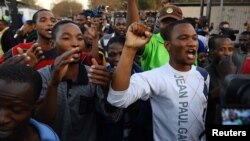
top-left (0, 0), bottom-right (250, 141)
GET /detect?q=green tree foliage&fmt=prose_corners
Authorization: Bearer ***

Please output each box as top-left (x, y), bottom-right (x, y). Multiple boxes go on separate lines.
top-left (51, 0), bottom-right (83, 18)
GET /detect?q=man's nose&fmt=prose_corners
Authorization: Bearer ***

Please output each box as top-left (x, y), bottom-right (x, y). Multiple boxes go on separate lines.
top-left (71, 39), bottom-right (80, 48)
top-left (224, 49), bottom-right (231, 56)
top-left (0, 109), bottom-right (11, 126)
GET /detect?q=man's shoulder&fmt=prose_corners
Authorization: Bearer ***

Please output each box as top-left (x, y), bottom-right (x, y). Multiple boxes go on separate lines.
top-left (37, 65), bottom-right (53, 79)
top-left (11, 42), bottom-right (34, 55)
top-left (30, 118), bottom-right (60, 141)
top-left (13, 42), bottom-right (33, 49)
top-left (194, 66), bottom-right (209, 80)
top-left (101, 33), bottom-right (114, 39)
top-left (149, 33), bottom-right (164, 43)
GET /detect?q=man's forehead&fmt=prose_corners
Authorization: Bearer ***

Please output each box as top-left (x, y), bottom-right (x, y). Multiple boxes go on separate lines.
top-left (115, 18), bottom-right (126, 23)
top-left (37, 11), bottom-right (54, 18)
top-left (59, 23), bottom-right (80, 31)
top-left (0, 92), bottom-right (29, 104)
top-left (172, 23), bottom-right (195, 33)
top-left (240, 34), bottom-right (250, 39)
top-left (217, 38), bottom-right (233, 46)
top-left (0, 89), bottom-right (32, 103)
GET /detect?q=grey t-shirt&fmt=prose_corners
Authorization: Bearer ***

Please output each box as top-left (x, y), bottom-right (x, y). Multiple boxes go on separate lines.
top-left (38, 64), bottom-right (118, 141)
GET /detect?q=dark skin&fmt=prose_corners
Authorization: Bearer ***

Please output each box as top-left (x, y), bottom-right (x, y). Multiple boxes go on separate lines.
top-left (74, 14), bottom-right (87, 30)
top-left (0, 80), bottom-right (40, 141)
top-left (145, 17), bottom-right (155, 32)
top-left (34, 23), bottom-right (85, 124)
top-left (211, 38), bottom-right (236, 78)
top-left (111, 22), bottom-right (198, 91)
top-left (209, 38), bottom-right (236, 99)
top-left (35, 11), bottom-right (57, 51)
top-left (239, 34), bottom-right (250, 52)
top-left (82, 26), bottom-right (99, 58)
top-left (165, 23), bottom-right (198, 71)
top-left (114, 17), bottom-right (127, 36)
top-left (126, 0), bottom-right (178, 55)
top-left (111, 22), bottom-right (152, 90)
top-left (1, 43), bottom-right (44, 67)
top-left (107, 42), bottom-right (123, 68)
top-left (2, 10), bottom-right (56, 68)
top-left (35, 23), bottom-right (110, 124)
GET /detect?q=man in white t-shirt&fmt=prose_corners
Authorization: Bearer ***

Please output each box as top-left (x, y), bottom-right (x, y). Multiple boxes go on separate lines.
top-left (107, 20), bottom-right (210, 141)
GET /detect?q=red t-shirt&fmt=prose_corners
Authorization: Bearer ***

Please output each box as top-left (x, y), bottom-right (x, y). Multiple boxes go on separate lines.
top-left (241, 57), bottom-right (250, 74)
top-left (0, 42), bottom-right (103, 70)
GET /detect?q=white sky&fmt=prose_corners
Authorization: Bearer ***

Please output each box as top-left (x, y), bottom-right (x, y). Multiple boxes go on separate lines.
top-left (35, 0), bottom-right (89, 10)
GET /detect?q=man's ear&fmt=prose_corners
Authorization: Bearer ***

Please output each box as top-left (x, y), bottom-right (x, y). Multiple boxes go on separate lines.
top-left (164, 41), bottom-right (170, 51)
top-left (209, 49), bottom-right (215, 57)
top-left (32, 97), bottom-right (44, 115)
top-left (34, 24), bottom-right (37, 30)
top-left (50, 40), bottom-right (56, 48)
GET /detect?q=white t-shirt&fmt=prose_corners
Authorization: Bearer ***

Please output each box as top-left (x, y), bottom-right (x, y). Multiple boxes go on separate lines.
top-left (108, 63), bottom-right (210, 141)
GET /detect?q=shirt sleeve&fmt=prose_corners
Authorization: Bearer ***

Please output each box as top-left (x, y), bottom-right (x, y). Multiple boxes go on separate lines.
top-left (107, 73), bottom-right (151, 108)
top-left (38, 66), bottom-right (52, 98)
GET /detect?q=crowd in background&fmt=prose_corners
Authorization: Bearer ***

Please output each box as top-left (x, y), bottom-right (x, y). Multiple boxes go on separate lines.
top-left (0, 0), bottom-right (250, 141)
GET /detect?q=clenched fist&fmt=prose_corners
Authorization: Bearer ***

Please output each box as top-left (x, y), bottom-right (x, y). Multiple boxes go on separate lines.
top-left (125, 22), bottom-right (152, 49)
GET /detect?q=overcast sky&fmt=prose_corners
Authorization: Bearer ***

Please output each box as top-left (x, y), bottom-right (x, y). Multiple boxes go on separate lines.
top-left (35, 0), bottom-right (89, 10)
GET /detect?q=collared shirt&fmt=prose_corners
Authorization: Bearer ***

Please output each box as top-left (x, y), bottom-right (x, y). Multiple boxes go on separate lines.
top-left (38, 61), bottom-right (120, 141)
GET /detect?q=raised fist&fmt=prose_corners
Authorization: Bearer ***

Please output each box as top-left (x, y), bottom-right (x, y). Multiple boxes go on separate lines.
top-left (125, 22), bottom-right (152, 49)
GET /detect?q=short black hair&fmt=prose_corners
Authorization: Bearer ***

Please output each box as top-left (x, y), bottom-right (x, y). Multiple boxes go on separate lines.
top-left (183, 17), bottom-right (196, 28)
top-left (78, 12), bottom-right (87, 17)
top-left (240, 31), bottom-right (250, 36)
top-left (0, 19), bottom-right (8, 26)
top-left (52, 20), bottom-right (78, 40)
top-left (114, 17), bottom-right (126, 25)
top-left (32, 9), bottom-right (50, 23)
top-left (25, 20), bottom-right (35, 25)
top-left (0, 64), bottom-right (42, 101)
top-left (219, 21), bottom-right (230, 30)
top-left (107, 36), bottom-right (125, 51)
top-left (208, 35), bottom-right (229, 51)
top-left (161, 20), bottom-right (192, 41)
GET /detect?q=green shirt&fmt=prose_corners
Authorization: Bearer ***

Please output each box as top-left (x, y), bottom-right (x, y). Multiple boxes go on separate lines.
top-left (141, 33), bottom-right (169, 71)
top-left (141, 33), bottom-right (198, 71)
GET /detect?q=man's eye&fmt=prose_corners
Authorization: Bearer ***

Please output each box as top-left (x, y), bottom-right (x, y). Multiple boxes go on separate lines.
top-left (78, 37), bottom-right (83, 40)
top-left (62, 37), bottom-right (70, 40)
top-left (51, 19), bottom-right (57, 23)
top-left (108, 53), bottom-right (115, 57)
top-left (179, 37), bottom-right (187, 40)
top-left (11, 106), bottom-right (25, 113)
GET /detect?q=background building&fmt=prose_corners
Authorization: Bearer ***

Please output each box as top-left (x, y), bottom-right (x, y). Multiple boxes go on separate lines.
top-left (171, 0), bottom-right (250, 33)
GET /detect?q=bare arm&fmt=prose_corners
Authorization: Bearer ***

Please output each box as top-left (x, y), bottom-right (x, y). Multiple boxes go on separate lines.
top-left (127, 0), bottom-right (140, 27)
top-left (86, 27), bottom-right (99, 58)
top-left (111, 22), bottom-right (152, 91)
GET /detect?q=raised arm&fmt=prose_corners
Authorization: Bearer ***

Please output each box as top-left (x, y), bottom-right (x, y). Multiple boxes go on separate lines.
top-left (111, 22), bottom-right (152, 91)
top-left (86, 27), bottom-right (100, 58)
top-left (35, 48), bottom-right (80, 125)
top-left (127, 0), bottom-right (140, 27)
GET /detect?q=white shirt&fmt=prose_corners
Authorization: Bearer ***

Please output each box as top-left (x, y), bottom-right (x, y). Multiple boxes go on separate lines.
top-left (108, 63), bottom-right (210, 141)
